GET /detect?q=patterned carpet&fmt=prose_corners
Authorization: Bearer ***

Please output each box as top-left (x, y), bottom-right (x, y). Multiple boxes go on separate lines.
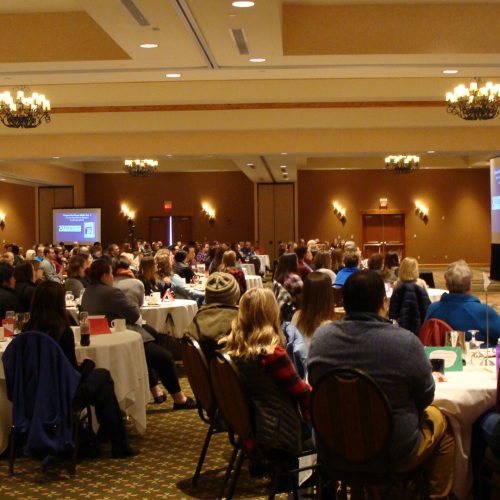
top-left (0, 375), bottom-right (283, 499)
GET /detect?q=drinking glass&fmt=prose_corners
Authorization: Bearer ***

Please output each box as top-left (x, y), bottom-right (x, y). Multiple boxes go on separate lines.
top-left (79, 313), bottom-right (90, 346)
top-left (65, 291), bottom-right (74, 305)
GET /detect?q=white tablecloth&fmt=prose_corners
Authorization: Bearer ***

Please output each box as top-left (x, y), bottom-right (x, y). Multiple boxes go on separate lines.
top-left (76, 330), bottom-right (150, 435)
top-left (241, 263), bottom-right (256, 276)
top-left (256, 254), bottom-right (271, 270)
top-left (245, 275), bottom-right (263, 290)
top-left (141, 299), bottom-right (198, 339)
top-left (433, 363), bottom-right (497, 499)
top-left (0, 329), bottom-right (150, 454)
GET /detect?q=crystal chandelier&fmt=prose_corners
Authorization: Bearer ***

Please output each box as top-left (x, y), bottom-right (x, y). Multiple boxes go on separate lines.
top-left (446, 78), bottom-right (500, 121)
top-left (385, 155), bottom-right (419, 174)
top-left (124, 159), bottom-right (158, 177)
top-left (0, 88), bottom-right (51, 128)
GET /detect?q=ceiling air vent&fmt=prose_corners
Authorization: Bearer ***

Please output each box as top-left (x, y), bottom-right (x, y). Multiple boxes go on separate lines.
top-left (230, 28), bottom-right (249, 55)
top-left (121, 0), bottom-right (150, 26)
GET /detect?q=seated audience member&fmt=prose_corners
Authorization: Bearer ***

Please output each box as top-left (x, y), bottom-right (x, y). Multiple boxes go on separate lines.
top-left (253, 240), bottom-right (264, 255)
top-left (25, 281), bottom-right (137, 458)
top-left (272, 253), bottom-right (304, 321)
top-left (138, 256), bottom-right (163, 296)
top-left (40, 247), bottom-right (63, 283)
top-left (0, 262), bottom-right (21, 319)
top-left (81, 259), bottom-right (196, 409)
top-left (367, 253), bottom-right (384, 274)
top-left (222, 288), bottom-right (311, 457)
top-left (230, 242), bottom-right (244, 263)
top-left (218, 250), bottom-right (247, 297)
top-left (308, 271), bottom-right (455, 499)
top-left (25, 249), bottom-right (36, 261)
top-left (295, 246), bottom-right (312, 280)
top-left (382, 251), bottom-right (400, 283)
top-left (313, 250), bottom-right (336, 284)
top-left (334, 250), bottom-right (359, 288)
top-left (173, 250), bottom-right (195, 283)
top-left (187, 272), bottom-right (240, 356)
top-left (292, 272), bottom-right (335, 348)
top-left (113, 258), bottom-right (145, 306)
top-left (1, 252), bottom-right (15, 266)
top-left (425, 260), bottom-right (500, 344)
top-left (154, 248), bottom-right (174, 293)
top-left (331, 247), bottom-right (344, 273)
top-left (34, 245), bottom-right (44, 263)
top-left (389, 257), bottom-right (431, 335)
top-left (65, 255), bottom-right (87, 299)
top-left (195, 243), bottom-right (210, 265)
top-left (167, 254), bottom-right (204, 305)
top-left (14, 261), bottom-right (37, 312)
top-left (183, 244), bottom-right (197, 267)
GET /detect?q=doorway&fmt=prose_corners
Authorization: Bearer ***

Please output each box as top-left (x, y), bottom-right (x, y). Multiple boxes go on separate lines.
top-left (361, 211), bottom-right (405, 258)
top-left (148, 216), bottom-right (193, 246)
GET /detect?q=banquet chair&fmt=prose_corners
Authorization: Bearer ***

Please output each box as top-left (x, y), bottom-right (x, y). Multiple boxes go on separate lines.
top-left (248, 256), bottom-right (263, 276)
top-left (181, 336), bottom-right (222, 486)
top-left (418, 318), bottom-right (452, 346)
top-left (311, 367), bottom-right (425, 499)
top-left (3, 331), bottom-right (91, 476)
top-left (210, 352), bottom-right (315, 500)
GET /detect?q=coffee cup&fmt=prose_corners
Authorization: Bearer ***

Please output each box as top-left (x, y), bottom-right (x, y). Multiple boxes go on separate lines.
top-left (70, 326), bottom-right (81, 343)
top-left (111, 318), bottom-right (126, 332)
top-left (149, 292), bottom-right (161, 305)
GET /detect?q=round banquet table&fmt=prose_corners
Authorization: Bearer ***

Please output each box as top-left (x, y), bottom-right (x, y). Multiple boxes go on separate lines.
top-left (433, 362), bottom-right (497, 499)
top-left (0, 329), bottom-right (150, 454)
top-left (427, 288), bottom-right (447, 303)
top-left (141, 299), bottom-right (198, 339)
top-left (241, 263), bottom-right (256, 276)
top-left (245, 274), bottom-right (263, 290)
top-left (255, 254), bottom-right (271, 270)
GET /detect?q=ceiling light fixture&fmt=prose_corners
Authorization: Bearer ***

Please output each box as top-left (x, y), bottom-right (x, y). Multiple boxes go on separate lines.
top-left (0, 87), bottom-right (51, 129)
top-left (165, 73), bottom-right (182, 78)
top-left (232, 1), bottom-right (255, 7)
top-left (140, 43), bottom-right (158, 48)
top-left (427, 150), bottom-right (435, 154)
top-left (442, 69), bottom-right (458, 75)
top-left (249, 58), bottom-right (266, 63)
top-left (446, 77), bottom-right (500, 120)
top-left (124, 159), bottom-right (158, 177)
top-left (385, 155), bottom-right (420, 174)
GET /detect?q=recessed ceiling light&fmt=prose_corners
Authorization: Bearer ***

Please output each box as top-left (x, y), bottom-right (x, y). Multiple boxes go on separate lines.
top-left (140, 43), bottom-right (158, 49)
top-left (165, 73), bottom-right (182, 78)
top-left (165, 154), bottom-right (173, 158)
top-left (280, 165), bottom-right (287, 170)
top-left (442, 69), bottom-right (458, 74)
top-left (0, 178), bottom-right (6, 181)
top-left (249, 58), bottom-right (266, 63)
top-left (280, 152), bottom-right (287, 155)
top-left (52, 156), bottom-right (60, 159)
top-left (427, 150), bottom-right (435, 154)
top-left (232, 1), bottom-right (255, 7)
top-left (246, 163), bottom-right (254, 167)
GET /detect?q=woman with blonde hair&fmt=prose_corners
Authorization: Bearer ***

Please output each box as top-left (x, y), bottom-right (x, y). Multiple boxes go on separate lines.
top-left (218, 249), bottom-right (247, 296)
top-left (389, 257), bottom-right (431, 334)
top-left (223, 288), bottom-right (310, 456)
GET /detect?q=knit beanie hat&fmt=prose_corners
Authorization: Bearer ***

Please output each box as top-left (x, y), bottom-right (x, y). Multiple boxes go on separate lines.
top-left (205, 272), bottom-right (240, 305)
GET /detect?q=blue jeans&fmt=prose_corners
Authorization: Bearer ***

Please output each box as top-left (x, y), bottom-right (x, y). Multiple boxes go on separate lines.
top-left (481, 411), bottom-right (500, 455)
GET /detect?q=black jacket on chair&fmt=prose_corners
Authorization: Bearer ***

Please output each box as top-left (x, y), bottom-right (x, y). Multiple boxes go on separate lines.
top-left (389, 283), bottom-right (431, 335)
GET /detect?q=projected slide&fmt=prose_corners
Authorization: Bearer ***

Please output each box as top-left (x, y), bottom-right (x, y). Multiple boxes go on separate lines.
top-left (53, 208), bottom-right (101, 244)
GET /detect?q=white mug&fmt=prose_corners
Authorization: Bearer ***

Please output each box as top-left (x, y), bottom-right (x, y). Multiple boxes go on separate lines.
top-left (70, 326), bottom-right (81, 343)
top-left (111, 318), bottom-right (126, 332)
top-left (0, 326), bottom-right (4, 342)
top-left (149, 292), bottom-right (161, 305)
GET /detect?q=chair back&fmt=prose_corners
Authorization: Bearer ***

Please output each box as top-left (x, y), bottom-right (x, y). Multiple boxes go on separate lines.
top-left (418, 318), bottom-right (451, 346)
top-left (333, 287), bottom-right (343, 307)
top-left (181, 336), bottom-right (216, 422)
top-left (311, 367), bottom-right (392, 465)
top-left (248, 256), bottom-right (261, 275)
top-left (210, 352), bottom-right (253, 443)
top-left (419, 272), bottom-right (435, 289)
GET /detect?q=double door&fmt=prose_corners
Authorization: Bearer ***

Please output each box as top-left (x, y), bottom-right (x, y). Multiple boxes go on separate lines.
top-left (362, 212), bottom-right (405, 258)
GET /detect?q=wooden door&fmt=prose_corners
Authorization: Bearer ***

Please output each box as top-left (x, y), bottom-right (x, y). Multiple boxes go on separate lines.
top-left (361, 212), bottom-right (405, 257)
top-left (172, 216), bottom-right (192, 244)
top-left (149, 216), bottom-right (169, 245)
top-left (257, 184), bottom-right (275, 258)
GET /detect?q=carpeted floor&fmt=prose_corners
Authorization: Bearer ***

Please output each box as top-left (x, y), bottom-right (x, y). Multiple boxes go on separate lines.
top-left (0, 375), bottom-right (283, 499)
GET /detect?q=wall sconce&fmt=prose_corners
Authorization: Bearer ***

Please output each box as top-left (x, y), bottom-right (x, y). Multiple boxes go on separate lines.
top-left (201, 202), bottom-right (216, 225)
top-left (332, 201), bottom-right (347, 225)
top-left (0, 211), bottom-right (5, 231)
top-left (415, 201), bottom-right (429, 224)
top-left (120, 204), bottom-right (136, 242)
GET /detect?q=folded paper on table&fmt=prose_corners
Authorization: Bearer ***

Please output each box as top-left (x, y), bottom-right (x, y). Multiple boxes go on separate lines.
top-left (424, 346), bottom-right (463, 372)
top-left (88, 316), bottom-right (111, 335)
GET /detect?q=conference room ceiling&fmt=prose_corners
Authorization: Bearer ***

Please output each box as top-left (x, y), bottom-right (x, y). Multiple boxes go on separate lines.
top-left (0, 0), bottom-right (499, 185)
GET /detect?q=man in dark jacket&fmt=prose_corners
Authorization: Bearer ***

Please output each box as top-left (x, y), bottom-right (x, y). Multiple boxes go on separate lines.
top-left (308, 270), bottom-right (455, 499)
top-left (0, 262), bottom-right (21, 319)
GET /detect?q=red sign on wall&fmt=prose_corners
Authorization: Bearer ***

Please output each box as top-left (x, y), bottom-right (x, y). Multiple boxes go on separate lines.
top-left (164, 201), bottom-right (172, 212)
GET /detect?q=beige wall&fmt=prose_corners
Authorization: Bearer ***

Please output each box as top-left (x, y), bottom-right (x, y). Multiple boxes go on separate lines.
top-left (0, 182), bottom-right (36, 250)
top-left (298, 169), bottom-right (490, 264)
top-left (85, 171), bottom-right (255, 245)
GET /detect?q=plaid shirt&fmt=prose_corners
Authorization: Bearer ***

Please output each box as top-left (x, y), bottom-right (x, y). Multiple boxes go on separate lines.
top-left (260, 345), bottom-right (311, 420)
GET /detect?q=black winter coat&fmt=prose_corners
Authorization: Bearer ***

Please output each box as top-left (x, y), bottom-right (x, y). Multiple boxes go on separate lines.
top-left (389, 282), bottom-right (431, 334)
